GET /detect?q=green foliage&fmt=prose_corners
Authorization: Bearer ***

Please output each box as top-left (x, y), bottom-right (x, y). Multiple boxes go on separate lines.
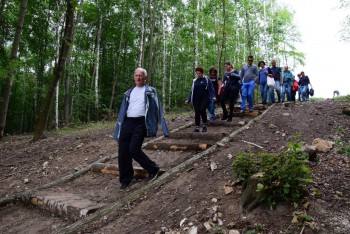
top-left (335, 140), bottom-right (350, 156)
top-left (232, 142), bottom-right (312, 207)
top-left (1, 0), bottom-right (306, 136)
top-left (334, 95), bottom-right (350, 101)
top-left (309, 97), bottom-right (326, 102)
top-left (246, 223), bottom-right (265, 234)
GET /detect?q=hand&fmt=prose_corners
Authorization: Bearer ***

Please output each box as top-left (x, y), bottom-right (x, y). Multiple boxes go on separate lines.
top-left (184, 100), bottom-right (189, 105)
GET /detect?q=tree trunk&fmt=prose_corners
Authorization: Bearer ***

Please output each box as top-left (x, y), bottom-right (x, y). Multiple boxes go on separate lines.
top-left (193, 0), bottom-right (199, 72)
top-left (33, 0), bottom-right (76, 141)
top-left (147, 0), bottom-right (155, 84)
top-left (161, 0), bottom-right (167, 108)
top-left (0, 0), bottom-right (28, 138)
top-left (245, 10), bottom-right (252, 56)
top-left (138, 0), bottom-right (146, 67)
top-left (109, 0), bottom-right (126, 112)
top-left (94, 15), bottom-right (102, 120)
top-left (55, 81), bottom-right (59, 129)
top-left (218, 0), bottom-right (226, 75)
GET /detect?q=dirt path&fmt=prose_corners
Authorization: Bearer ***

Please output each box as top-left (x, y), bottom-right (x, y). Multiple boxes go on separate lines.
top-left (0, 100), bottom-right (349, 234)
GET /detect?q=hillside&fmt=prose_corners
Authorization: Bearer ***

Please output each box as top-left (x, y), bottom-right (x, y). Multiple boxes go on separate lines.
top-left (0, 100), bottom-right (349, 234)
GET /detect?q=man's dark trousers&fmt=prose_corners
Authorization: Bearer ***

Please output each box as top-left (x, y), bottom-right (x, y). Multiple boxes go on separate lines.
top-left (118, 117), bottom-right (159, 184)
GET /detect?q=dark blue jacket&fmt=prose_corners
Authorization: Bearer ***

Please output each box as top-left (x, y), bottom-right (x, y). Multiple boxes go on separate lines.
top-left (114, 85), bottom-right (169, 141)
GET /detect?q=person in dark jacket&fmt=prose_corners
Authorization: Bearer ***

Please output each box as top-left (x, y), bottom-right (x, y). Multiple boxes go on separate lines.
top-left (220, 62), bottom-right (241, 121)
top-left (114, 68), bottom-right (169, 190)
top-left (207, 66), bottom-right (222, 122)
top-left (185, 66), bottom-right (215, 132)
top-left (299, 71), bottom-right (313, 101)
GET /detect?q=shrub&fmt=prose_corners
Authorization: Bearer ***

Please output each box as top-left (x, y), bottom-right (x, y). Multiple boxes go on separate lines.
top-left (335, 140), bottom-right (350, 156)
top-left (232, 142), bottom-right (312, 207)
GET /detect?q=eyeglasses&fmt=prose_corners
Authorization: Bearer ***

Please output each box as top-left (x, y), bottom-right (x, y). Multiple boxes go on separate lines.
top-left (248, 59), bottom-right (253, 62)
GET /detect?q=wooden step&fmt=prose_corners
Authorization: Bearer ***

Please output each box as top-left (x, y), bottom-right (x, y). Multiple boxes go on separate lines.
top-left (30, 192), bottom-right (104, 221)
top-left (143, 142), bottom-right (209, 151)
top-left (90, 163), bottom-right (162, 179)
top-left (169, 132), bottom-right (227, 141)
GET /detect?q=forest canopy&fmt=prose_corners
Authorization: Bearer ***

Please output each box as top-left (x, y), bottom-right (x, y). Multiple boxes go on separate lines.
top-left (0, 0), bottom-right (304, 137)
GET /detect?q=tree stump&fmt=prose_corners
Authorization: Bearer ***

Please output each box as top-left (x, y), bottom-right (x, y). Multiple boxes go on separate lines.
top-left (240, 172), bottom-right (265, 212)
top-left (342, 106), bottom-right (350, 116)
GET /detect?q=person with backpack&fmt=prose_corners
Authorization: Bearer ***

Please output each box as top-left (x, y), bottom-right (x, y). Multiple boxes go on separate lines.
top-left (299, 71), bottom-right (313, 101)
top-left (257, 60), bottom-right (272, 105)
top-left (220, 62), bottom-right (241, 121)
top-left (185, 66), bottom-right (215, 132)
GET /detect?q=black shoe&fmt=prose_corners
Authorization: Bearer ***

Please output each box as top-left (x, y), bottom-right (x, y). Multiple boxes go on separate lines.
top-left (148, 169), bottom-right (160, 182)
top-left (120, 181), bottom-right (131, 190)
top-left (202, 125), bottom-right (207, 132)
top-left (221, 115), bottom-right (228, 120)
top-left (194, 127), bottom-right (200, 132)
top-left (226, 117), bottom-right (232, 122)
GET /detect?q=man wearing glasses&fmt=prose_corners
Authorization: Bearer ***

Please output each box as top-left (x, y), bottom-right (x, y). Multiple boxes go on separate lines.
top-left (239, 55), bottom-right (259, 112)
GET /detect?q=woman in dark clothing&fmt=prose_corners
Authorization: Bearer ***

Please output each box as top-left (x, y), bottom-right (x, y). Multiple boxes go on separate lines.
top-left (207, 66), bottom-right (222, 121)
top-left (185, 67), bottom-right (215, 132)
top-left (220, 62), bottom-right (241, 122)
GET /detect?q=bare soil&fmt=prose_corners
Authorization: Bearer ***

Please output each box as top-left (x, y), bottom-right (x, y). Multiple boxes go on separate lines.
top-left (0, 99), bottom-right (349, 234)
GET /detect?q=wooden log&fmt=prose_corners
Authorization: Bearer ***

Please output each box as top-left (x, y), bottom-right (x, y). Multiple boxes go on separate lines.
top-left (143, 142), bottom-right (209, 151)
top-left (90, 163), bottom-right (151, 179)
top-left (240, 172), bottom-right (265, 212)
top-left (169, 132), bottom-right (226, 141)
top-left (0, 154), bottom-right (115, 207)
top-left (232, 110), bottom-right (260, 117)
top-left (0, 121), bottom-right (194, 207)
top-left (55, 105), bottom-right (275, 234)
top-left (30, 192), bottom-right (104, 221)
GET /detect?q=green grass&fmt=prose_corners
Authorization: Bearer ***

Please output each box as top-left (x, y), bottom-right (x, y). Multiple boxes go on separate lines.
top-left (48, 108), bottom-right (192, 137)
top-left (333, 95), bottom-right (350, 101)
top-left (49, 120), bottom-right (116, 137)
top-left (309, 97), bottom-right (325, 102)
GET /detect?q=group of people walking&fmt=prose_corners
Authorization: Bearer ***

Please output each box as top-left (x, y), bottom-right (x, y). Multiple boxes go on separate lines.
top-left (113, 60), bottom-right (313, 189)
top-left (185, 56), bottom-right (313, 132)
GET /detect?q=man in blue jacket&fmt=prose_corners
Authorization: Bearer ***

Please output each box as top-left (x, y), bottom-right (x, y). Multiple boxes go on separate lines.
top-left (281, 66), bottom-right (295, 102)
top-left (114, 68), bottom-right (169, 190)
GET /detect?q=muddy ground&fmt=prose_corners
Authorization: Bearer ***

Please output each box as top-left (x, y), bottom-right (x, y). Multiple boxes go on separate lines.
top-left (0, 99), bottom-right (349, 234)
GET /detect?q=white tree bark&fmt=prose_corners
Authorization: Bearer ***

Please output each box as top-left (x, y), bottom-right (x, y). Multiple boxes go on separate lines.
top-left (138, 0), bottom-right (145, 67)
top-left (94, 15), bottom-right (102, 111)
top-left (162, 0), bottom-right (167, 109)
top-left (193, 0), bottom-right (199, 72)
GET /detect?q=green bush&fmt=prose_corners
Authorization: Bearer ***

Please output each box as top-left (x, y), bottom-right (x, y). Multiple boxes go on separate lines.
top-left (335, 140), bottom-right (350, 156)
top-left (232, 142), bottom-right (312, 207)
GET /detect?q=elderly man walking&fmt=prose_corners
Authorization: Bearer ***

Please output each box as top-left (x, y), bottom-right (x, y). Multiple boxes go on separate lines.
top-left (114, 68), bottom-right (169, 190)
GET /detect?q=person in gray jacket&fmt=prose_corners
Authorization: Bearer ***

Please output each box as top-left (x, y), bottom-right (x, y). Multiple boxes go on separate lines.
top-left (240, 55), bottom-right (259, 112)
top-left (114, 68), bottom-right (169, 190)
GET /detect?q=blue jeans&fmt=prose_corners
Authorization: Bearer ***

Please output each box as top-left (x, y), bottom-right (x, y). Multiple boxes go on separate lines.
top-left (259, 82), bottom-right (268, 103)
top-left (207, 99), bottom-right (216, 121)
top-left (282, 82), bottom-right (292, 102)
top-left (240, 80), bottom-right (255, 111)
top-left (300, 85), bottom-right (308, 101)
top-left (274, 80), bottom-right (281, 102)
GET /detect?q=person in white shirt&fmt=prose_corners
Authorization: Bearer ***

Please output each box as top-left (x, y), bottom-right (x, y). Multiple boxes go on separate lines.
top-left (114, 68), bottom-right (169, 190)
